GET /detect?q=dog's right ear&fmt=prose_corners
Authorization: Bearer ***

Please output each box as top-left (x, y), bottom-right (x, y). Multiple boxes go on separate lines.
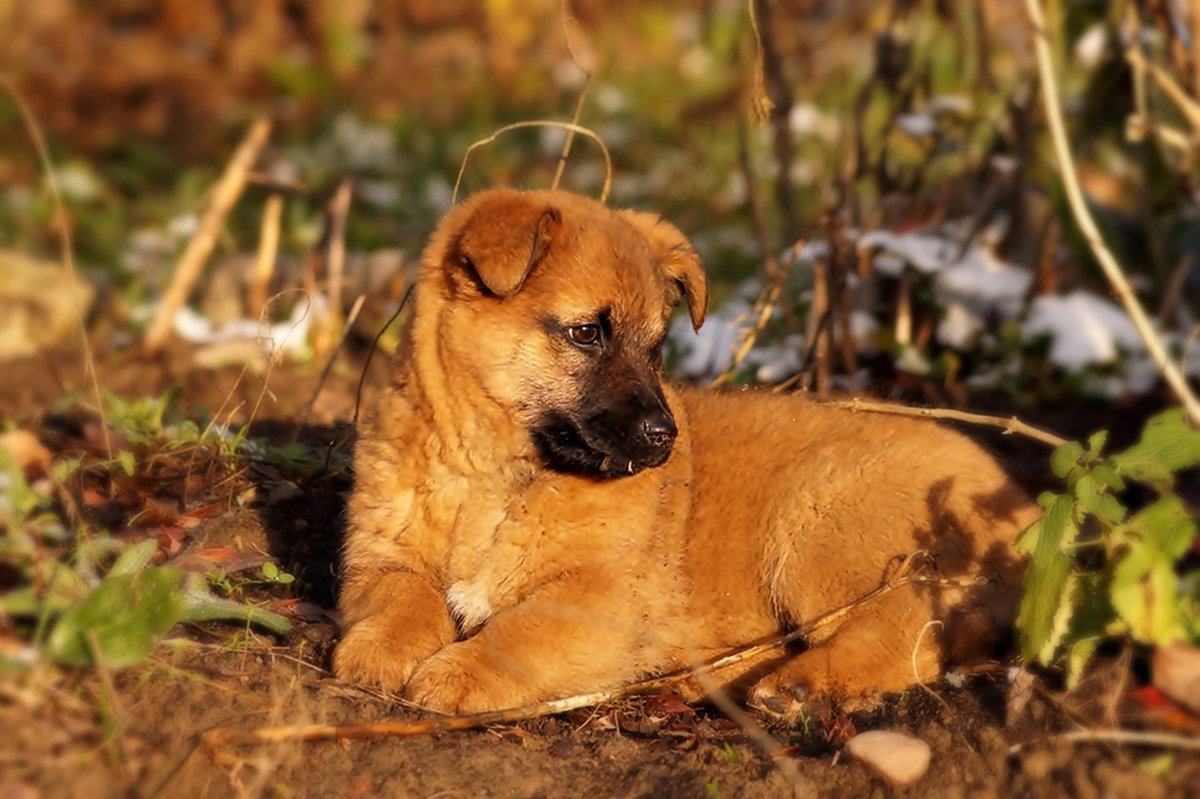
top-left (449, 191), bottom-right (563, 298)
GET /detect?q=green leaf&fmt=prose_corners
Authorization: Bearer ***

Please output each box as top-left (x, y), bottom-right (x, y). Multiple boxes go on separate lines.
top-left (1110, 540), bottom-right (1185, 645)
top-left (1086, 430), bottom-right (1108, 456)
top-left (109, 538), bottom-right (159, 577)
top-left (1050, 441), bottom-right (1084, 480)
top-left (1111, 409), bottom-right (1200, 488)
top-left (262, 561), bottom-right (279, 580)
top-left (116, 450), bottom-right (136, 477)
top-left (45, 568), bottom-right (186, 668)
top-left (1073, 474), bottom-right (1126, 525)
top-left (1131, 496), bottom-right (1198, 562)
top-left (1089, 463), bottom-right (1125, 492)
top-left (1016, 493), bottom-right (1079, 661)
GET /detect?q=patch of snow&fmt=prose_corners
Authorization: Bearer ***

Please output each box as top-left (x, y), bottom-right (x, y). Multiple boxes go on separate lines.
top-left (859, 229), bottom-right (959, 274)
top-left (788, 103), bottom-right (841, 143)
top-left (896, 112), bottom-right (937, 138)
top-left (1022, 291), bottom-right (1144, 371)
top-left (594, 85), bottom-right (626, 114)
top-left (936, 247), bottom-right (1032, 319)
top-left (679, 45), bottom-right (715, 80)
top-left (937, 300), bottom-right (985, 350)
top-left (172, 296), bottom-right (320, 360)
top-left (1074, 23), bottom-right (1109, 69)
top-left (927, 95), bottom-right (972, 116)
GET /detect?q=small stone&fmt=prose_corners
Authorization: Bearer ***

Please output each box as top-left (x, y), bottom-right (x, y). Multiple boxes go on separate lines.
top-left (845, 729), bottom-right (932, 788)
top-left (1153, 642), bottom-right (1200, 716)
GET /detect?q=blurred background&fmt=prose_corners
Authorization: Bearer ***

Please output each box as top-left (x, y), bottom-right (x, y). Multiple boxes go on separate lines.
top-left (1, 0), bottom-right (1198, 420)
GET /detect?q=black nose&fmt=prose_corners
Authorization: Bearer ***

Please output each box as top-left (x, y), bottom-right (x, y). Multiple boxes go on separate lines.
top-left (641, 410), bottom-right (678, 449)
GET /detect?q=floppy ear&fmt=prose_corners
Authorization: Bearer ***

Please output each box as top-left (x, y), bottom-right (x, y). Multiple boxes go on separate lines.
top-left (452, 191), bottom-right (563, 297)
top-left (622, 211), bottom-right (709, 330)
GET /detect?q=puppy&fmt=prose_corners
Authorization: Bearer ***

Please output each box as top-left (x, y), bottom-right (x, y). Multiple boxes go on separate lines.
top-left (333, 188), bottom-right (1038, 715)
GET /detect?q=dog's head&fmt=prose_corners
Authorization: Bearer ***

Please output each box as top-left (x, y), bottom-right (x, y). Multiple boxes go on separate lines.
top-left (415, 188), bottom-right (708, 477)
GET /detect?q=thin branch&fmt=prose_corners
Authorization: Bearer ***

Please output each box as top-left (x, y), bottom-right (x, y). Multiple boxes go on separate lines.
top-left (1023, 0), bottom-right (1200, 426)
top-left (144, 118), bottom-right (272, 354)
top-left (452, 121), bottom-right (612, 206)
top-left (821, 397), bottom-right (1067, 448)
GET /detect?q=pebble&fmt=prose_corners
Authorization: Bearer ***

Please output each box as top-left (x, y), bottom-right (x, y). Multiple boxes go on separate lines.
top-left (845, 729), bottom-right (932, 787)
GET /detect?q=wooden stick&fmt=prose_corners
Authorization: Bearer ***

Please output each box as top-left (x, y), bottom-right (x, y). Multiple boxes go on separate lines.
top-left (250, 192), bottom-right (284, 319)
top-left (144, 118), bottom-right (272, 355)
top-left (1023, 0), bottom-right (1200, 426)
top-left (821, 397), bottom-right (1067, 448)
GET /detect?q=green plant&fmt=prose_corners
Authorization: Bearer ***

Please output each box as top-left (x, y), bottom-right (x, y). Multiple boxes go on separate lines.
top-left (1016, 409), bottom-right (1200, 685)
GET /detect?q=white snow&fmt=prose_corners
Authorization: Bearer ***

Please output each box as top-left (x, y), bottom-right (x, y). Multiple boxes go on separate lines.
top-left (1021, 290), bottom-right (1144, 371)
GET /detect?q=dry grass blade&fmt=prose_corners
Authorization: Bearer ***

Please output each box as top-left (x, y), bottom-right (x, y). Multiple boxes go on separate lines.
top-left (552, 0), bottom-right (593, 191)
top-left (1023, 0), bottom-right (1200, 426)
top-left (821, 398), bottom-right (1067, 448)
top-left (295, 293), bottom-right (366, 438)
top-left (452, 121), bottom-right (613, 206)
top-left (0, 74), bottom-right (111, 459)
top-left (144, 117), bottom-right (273, 355)
top-left (201, 552), bottom-right (944, 747)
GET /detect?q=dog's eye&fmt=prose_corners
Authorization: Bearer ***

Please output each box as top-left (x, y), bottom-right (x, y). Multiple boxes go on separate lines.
top-left (566, 324), bottom-right (602, 349)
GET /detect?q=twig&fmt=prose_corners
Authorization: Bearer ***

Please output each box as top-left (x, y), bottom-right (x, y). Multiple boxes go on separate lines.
top-left (1009, 728), bottom-right (1200, 755)
top-left (1023, 0), bottom-right (1200, 426)
top-left (250, 192), bottom-right (284, 319)
top-left (144, 118), bottom-right (272, 355)
top-left (452, 121), bottom-right (613, 206)
top-left (552, 0), bottom-right (592, 191)
top-left (821, 397), bottom-right (1067, 448)
top-left (0, 74), bottom-right (111, 460)
top-left (353, 284), bottom-right (414, 427)
top-left (201, 553), bottom-right (948, 747)
top-left (295, 293), bottom-right (366, 439)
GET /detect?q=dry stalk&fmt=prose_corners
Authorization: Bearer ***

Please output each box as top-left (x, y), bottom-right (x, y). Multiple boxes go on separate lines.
top-left (710, 243), bottom-right (800, 387)
top-left (452, 121), bottom-right (613, 206)
top-left (144, 118), bottom-right (272, 355)
top-left (910, 620), bottom-right (950, 711)
top-left (1024, 0), bottom-right (1200, 426)
top-left (324, 179), bottom-right (353, 330)
top-left (552, 0), bottom-right (593, 191)
top-left (295, 293), bottom-right (366, 438)
top-left (250, 192), bottom-right (284, 319)
top-left (200, 553), bottom-right (962, 748)
top-left (0, 74), bottom-right (111, 460)
top-left (353, 284), bottom-right (414, 426)
top-left (822, 397), bottom-right (1067, 448)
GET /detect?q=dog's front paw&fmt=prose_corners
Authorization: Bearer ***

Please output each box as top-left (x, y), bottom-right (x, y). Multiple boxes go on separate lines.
top-left (332, 623), bottom-right (428, 692)
top-left (405, 642), bottom-right (525, 714)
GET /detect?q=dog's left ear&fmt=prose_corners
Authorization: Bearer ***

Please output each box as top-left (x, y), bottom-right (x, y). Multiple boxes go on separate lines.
top-left (622, 211), bottom-right (709, 330)
top-left (454, 191), bottom-right (563, 297)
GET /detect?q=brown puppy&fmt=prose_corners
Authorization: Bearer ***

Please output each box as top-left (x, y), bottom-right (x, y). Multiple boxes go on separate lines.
top-left (333, 188), bottom-right (1039, 715)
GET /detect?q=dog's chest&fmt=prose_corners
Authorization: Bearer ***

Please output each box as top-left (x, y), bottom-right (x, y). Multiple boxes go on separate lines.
top-left (441, 490), bottom-right (547, 634)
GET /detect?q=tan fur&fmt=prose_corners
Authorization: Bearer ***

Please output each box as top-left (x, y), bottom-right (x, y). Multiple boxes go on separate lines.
top-left (333, 188), bottom-right (1039, 714)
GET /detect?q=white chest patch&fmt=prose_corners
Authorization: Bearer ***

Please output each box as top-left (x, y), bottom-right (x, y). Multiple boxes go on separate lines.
top-left (446, 579), bottom-right (493, 633)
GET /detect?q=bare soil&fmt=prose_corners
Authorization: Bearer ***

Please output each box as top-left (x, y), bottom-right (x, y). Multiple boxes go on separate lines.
top-left (2, 345), bottom-right (1199, 799)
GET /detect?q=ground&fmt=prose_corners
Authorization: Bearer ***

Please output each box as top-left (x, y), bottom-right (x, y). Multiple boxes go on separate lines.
top-left (2, 344), bottom-right (1198, 799)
